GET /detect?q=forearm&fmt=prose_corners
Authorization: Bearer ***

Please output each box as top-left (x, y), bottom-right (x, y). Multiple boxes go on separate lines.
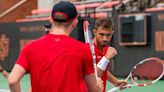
top-left (107, 71), bottom-right (128, 88)
top-left (84, 74), bottom-right (98, 92)
top-left (106, 71), bottom-right (118, 85)
top-left (97, 68), bottom-right (104, 77)
top-left (97, 56), bottom-right (110, 77)
top-left (8, 64), bottom-right (26, 92)
top-left (8, 81), bottom-right (21, 92)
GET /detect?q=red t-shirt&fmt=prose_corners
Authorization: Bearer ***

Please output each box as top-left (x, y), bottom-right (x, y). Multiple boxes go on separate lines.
top-left (16, 34), bottom-right (94, 92)
top-left (94, 44), bottom-right (109, 92)
top-left (80, 44), bottom-right (109, 92)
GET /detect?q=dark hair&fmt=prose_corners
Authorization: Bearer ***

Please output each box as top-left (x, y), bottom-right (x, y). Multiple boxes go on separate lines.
top-left (94, 18), bottom-right (114, 30)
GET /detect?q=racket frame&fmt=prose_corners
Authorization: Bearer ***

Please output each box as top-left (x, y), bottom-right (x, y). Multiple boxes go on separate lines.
top-left (108, 57), bottom-right (164, 92)
top-left (83, 20), bottom-right (98, 78)
top-left (130, 58), bottom-right (164, 87)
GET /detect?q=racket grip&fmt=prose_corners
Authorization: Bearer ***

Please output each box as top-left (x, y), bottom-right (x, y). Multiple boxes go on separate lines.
top-left (107, 87), bottom-right (119, 92)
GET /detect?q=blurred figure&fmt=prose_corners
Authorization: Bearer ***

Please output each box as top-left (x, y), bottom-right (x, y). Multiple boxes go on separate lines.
top-left (44, 23), bottom-right (51, 34)
top-left (0, 65), bottom-right (8, 78)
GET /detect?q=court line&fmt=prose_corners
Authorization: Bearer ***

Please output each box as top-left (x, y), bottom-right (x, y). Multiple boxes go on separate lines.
top-left (0, 89), bottom-right (10, 92)
top-left (0, 89), bottom-right (25, 92)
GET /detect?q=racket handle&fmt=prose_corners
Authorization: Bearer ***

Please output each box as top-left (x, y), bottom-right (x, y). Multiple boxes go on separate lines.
top-left (107, 87), bottom-right (119, 92)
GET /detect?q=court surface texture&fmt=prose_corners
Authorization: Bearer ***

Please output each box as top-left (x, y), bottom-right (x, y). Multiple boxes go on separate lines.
top-left (0, 74), bottom-right (164, 92)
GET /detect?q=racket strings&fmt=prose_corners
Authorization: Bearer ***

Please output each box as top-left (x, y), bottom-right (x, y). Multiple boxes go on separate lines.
top-left (131, 60), bottom-right (163, 85)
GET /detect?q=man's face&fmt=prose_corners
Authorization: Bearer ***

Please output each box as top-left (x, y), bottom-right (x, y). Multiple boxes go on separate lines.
top-left (94, 28), bottom-right (113, 48)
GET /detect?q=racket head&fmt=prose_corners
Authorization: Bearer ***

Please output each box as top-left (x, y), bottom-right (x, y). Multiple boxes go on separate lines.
top-left (130, 57), bottom-right (164, 86)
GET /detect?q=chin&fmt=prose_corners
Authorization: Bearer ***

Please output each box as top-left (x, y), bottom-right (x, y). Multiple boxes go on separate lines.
top-left (100, 44), bottom-right (106, 47)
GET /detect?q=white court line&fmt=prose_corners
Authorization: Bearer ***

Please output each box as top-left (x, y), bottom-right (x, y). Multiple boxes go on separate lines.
top-left (0, 89), bottom-right (25, 92)
top-left (0, 89), bottom-right (10, 92)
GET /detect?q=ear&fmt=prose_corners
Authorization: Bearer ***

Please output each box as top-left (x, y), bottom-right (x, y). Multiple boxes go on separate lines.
top-left (49, 17), bottom-right (53, 23)
top-left (93, 29), bottom-right (96, 35)
top-left (49, 17), bottom-right (54, 27)
top-left (72, 18), bottom-right (78, 28)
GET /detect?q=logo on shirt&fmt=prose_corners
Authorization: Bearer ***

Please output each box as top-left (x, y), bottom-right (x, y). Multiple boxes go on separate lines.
top-left (97, 56), bottom-right (102, 60)
top-left (54, 38), bottom-right (61, 42)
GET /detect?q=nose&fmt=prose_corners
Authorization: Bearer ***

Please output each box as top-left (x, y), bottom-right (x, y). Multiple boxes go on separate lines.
top-left (102, 36), bottom-right (108, 41)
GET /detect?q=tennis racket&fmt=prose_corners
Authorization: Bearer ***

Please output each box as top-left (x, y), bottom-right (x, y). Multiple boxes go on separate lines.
top-left (108, 57), bottom-right (164, 92)
top-left (83, 20), bottom-right (97, 78)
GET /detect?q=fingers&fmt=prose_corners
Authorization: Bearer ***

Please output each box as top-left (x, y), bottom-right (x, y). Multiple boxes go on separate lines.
top-left (120, 84), bottom-right (131, 90)
top-left (116, 80), bottom-right (129, 90)
top-left (104, 47), bottom-right (117, 60)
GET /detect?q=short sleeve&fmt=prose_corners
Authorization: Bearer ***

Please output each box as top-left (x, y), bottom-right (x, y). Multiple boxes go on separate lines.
top-left (83, 45), bottom-right (95, 75)
top-left (16, 46), bottom-right (30, 72)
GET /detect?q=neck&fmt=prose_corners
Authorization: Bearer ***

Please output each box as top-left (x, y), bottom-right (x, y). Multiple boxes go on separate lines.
top-left (93, 38), bottom-right (103, 50)
top-left (49, 26), bottom-right (71, 35)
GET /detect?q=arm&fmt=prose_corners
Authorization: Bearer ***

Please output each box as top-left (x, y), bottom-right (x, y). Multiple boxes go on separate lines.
top-left (8, 64), bottom-right (26, 92)
top-left (84, 73), bottom-right (103, 92)
top-left (106, 71), bottom-right (119, 86)
top-left (106, 71), bottom-right (128, 87)
top-left (97, 47), bottom-right (117, 77)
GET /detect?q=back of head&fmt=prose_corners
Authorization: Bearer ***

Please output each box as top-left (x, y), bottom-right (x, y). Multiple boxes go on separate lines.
top-left (51, 1), bottom-right (78, 27)
top-left (94, 18), bottom-right (114, 31)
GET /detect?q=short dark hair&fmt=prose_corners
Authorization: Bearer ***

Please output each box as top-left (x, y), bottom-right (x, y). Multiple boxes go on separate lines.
top-left (94, 18), bottom-right (114, 30)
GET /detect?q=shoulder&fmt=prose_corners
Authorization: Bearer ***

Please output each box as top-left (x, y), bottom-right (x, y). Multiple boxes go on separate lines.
top-left (22, 35), bottom-right (46, 51)
top-left (68, 37), bottom-right (89, 48)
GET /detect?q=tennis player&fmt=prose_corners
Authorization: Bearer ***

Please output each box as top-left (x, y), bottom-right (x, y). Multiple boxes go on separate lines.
top-left (0, 64), bottom-right (8, 78)
top-left (80, 18), bottom-right (128, 92)
top-left (8, 1), bottom-right (103, 92)
top-left (95, 18), bottom-right (128, 92)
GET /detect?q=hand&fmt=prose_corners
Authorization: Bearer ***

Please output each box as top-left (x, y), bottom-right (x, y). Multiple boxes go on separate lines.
top-left (115, 80), bottom-right (128, 90)
top-left (2, 70), bottom-right (8, 78)
top-left (104, 47), bottom-right (117, 60)
top-left (96, 77), bottom-right (104, 92)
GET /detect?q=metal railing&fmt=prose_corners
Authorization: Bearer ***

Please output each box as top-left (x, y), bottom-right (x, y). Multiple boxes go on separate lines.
top-left (0, 0), bottom-right (27, 18)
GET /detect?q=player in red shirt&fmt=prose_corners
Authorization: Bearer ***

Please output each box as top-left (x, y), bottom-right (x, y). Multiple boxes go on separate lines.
top-left (94, 18), bottom-right (128, 92)
top-left (80, 18), bottom-right (128, 92)
top-left (8, 1), bottom-right (103, 92)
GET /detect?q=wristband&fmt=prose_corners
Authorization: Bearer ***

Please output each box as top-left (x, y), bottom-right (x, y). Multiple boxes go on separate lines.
top-left (97, 56), bottom-right (110, 71)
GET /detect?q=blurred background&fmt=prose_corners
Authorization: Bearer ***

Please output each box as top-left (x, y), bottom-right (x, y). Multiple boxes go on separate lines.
top-left (0, 0), bottom-right (164, 92)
